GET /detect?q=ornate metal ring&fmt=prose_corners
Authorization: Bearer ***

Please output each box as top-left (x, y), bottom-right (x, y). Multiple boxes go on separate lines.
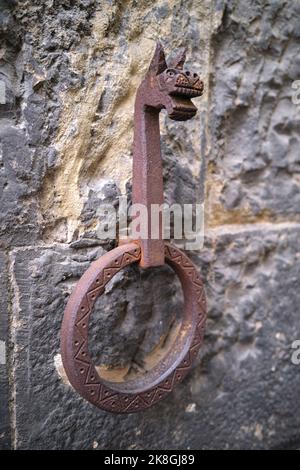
top-left (61, 242), bottom-right (206, 413)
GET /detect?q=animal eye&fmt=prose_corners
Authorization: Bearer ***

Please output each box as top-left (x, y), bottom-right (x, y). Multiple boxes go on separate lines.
top-left (166, 69), bottom-right (175, 77)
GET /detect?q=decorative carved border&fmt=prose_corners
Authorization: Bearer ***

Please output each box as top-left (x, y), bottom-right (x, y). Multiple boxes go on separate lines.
top-left (61, 242), bottom-right (206, 413)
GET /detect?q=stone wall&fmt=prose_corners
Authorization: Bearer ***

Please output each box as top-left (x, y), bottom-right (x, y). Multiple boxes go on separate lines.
top-left (0, 0), bottom-right (300, 450)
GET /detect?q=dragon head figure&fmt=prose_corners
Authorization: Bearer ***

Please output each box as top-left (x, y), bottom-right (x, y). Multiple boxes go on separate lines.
top-left (139, 42), bottom-right (204, 121)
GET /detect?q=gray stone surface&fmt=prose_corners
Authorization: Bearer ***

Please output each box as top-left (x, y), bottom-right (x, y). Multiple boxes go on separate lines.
top-left (0, 251), bottom-right (10, 449)
top-left (207, 0), bottom-right (300, 224)
top-left (10, 225), bottom-right (300, 449)
top-left (1, 0), bottom-right (300, 450)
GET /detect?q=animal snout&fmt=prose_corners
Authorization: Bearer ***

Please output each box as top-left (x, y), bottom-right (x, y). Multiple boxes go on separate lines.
top-left (184, 70), bottom-right (199, 84)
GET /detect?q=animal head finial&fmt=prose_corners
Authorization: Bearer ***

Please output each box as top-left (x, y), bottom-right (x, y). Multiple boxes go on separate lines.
top-left (145, 42), bottom-right (204, 121)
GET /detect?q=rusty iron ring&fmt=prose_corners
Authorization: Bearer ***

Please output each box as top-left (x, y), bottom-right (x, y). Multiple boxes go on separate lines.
top-left (60, 242), bottom-right (207, 413)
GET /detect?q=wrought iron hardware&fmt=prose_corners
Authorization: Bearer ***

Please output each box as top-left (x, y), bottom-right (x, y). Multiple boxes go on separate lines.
top-left (60, 42), bottom-right (207, 413)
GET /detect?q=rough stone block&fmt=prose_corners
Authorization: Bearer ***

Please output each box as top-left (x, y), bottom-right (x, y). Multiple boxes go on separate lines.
top-left (11, 225), bottom-right (300, 449)
top-left (0, 251), bottom-right (10, 449)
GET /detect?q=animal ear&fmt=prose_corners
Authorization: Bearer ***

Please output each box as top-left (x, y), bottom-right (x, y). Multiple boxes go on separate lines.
top-left (148, 42), bottom-right (167, 75)
top-left (168, 47), bottom-right (186, 69)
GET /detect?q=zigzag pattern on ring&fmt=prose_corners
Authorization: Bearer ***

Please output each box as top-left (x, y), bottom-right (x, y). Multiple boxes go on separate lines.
top-left (72, 244), bottom-right (206, 412)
